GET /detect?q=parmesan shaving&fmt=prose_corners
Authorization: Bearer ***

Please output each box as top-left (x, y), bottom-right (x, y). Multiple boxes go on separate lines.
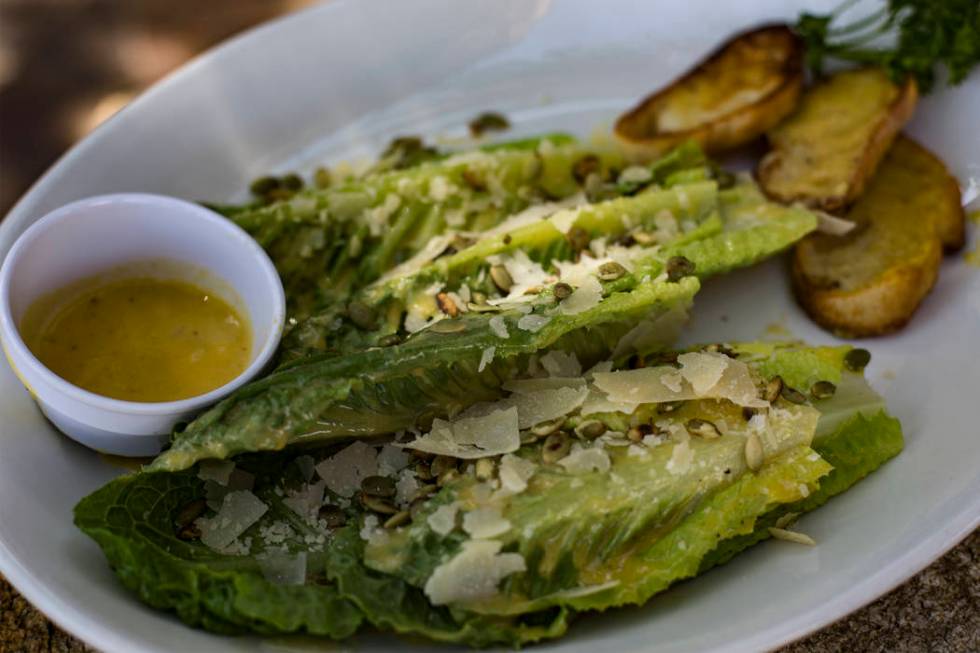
top-left (558, 444), bottom-right (611, 474)
top-left (197, 490), bottom-right (268, 551)
top-left (400, 405), bottom-right (520, 459)
top-left (424, 540), bottom-right (526, 606)
top-left (427, 502), bottom-right (460, 535)
top-left (315, 441), bottom-right (379, 498)
top-left (559, 276), bottom-right (603, 315)
top-left (462, 507), bottom-right (511, 539)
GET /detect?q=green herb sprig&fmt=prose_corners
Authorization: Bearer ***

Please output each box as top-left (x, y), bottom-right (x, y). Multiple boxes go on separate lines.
top-left (796, 0), bottom-right (980, 93)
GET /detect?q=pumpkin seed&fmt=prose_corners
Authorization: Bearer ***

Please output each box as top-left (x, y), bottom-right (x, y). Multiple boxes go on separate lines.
top-left (314, 166), bottom-right (332, 188)
top-left (844, 348), bottom-right (872, 371)
top-left (413, 462), bottom-right (434, 481)
top-left (361, 475), bottom-right (396, 498)
top-left (384, 510), bottom-right (412, 529)
top-left (745, 432), bottom-right (764, 472)
top-left (686, 418), bottom-right (721, 439)
top-left (176, 523), bottom-right (201, 541)
top-left (632, 231), bottom-right (657, 245)
top-left (768, 527), bottom-right (816, 546)
top-left (542, 432), bottom-right (571, 463)
top-left (553, 282), bottom-right (573, 300)
top-left (468, 111), bottom-right (510, 137)
top-left (437, 469), bottom-right (459, 486)
top-left (704, 343), bottom-right (737, 358)
top-left (503, 234), bottom-right (512, 245)
top-left (249, 175), bottom-right (279, 196)
top-left (174, 498), bottom-right (207, 527)
top-left (428, 319), bottom-right (467, 333)
top-left (474, 458), bottom-right (496, 481)
top-left (810, 381), bottom-right (837, 400)
top-left (531, 417), bottom-right (565, 437)
top-left (626, 426), bottom-right (647, 442)
top-left (774, 512), bottom-right (800, 529)
top-left (378, 333), bottom-right (403, 347)
top-left (490, 264), bottom-right (514, 292)
top-left (430, 455), bottom-right (457, 479)
top-left (413, 483), bottom-right (438, 501)
top-left (281, 173), bottom-right (304, 191)
top-left (666, 256), bottom-right (696, 282)
top-left (461, 168), bottom-right (486, 191)
top-left (471, 291), bottom-right (488, 305)
top-left (572, 154), bottom-right (601, 184)
top-left (575, 420), bottom-right (607, 439)
top-left (597, 261), bottom-right (627, 281)
top-left (566, 226), bottom-right (591, 252)
top-left (360, 493), bottom-right (398, 515)
top-left (467, 302), bottom-right (501, 313)
top-left (436, 292), bottom-right (459, 318)
top-left (318, 504), bottom-right (347, 528)
top-left (780, 385), bottom-right (807, 404)
top-left (347, 300), bottom-right (378, 330)
top-left (764, 376), bottom-right (784, 403)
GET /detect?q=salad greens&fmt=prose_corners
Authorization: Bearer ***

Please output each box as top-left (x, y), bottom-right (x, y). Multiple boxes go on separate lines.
top-left (74, 130), bottom-right (902, 648)
top-left (76, 342), bottom-right (902, 646)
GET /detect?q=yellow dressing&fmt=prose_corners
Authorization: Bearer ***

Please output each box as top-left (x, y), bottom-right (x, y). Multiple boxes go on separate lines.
top-left (21, 275), bottom-right (251, 402)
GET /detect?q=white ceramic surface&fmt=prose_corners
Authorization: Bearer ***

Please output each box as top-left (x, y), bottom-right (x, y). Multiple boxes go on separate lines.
top-left (0, 194), bottom-right (285, 456)
top-left (0, 0), bottom-right (977, 651)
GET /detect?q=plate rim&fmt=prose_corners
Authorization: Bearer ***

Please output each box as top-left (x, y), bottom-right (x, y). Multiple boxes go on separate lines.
top-left (1, 1), bottom-right (978, 651)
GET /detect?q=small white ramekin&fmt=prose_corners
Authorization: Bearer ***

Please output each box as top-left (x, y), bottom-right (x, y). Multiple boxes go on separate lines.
top-left (0, 193), bottom-right (285, 456)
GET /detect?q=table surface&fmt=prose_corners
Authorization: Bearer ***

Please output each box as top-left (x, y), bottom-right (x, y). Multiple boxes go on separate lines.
top-left (0, 2), bottom-right (977, 651)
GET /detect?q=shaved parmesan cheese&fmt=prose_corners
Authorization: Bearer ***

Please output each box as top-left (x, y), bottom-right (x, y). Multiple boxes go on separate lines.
top-left (558, 445), bottom-right (611, 474)
top-left (427, 502), bottom-right (460, 535)
top-left (283, 480), bottom-right (325, 520)
top-left (366, 193), bottom-right (402, 236)
top-left (592, 356), bottom-right (767, 408)
top-left (257, 551), bottom-right (307, 586)
top-left (401, 405), bottom-right (520, 459)
top-left (428, 175), bottom-right (456, 201)
top-left (502, 376), bottom-right (587, 394)
top-left (517, 314), bottom-right (550, 333)
top-left (424, 540), bottom-right (526, 606)
top-left (559, 276), bottom-right (602, 315)
top-left (394, 468), bottom-right (420, 507)
top-left (498, 454), bottom-right (537, 494)
top-left (462, 507), bottom-right (511, 539)
top-left (666, 439), bottom-right (694, 475)
top-left (619, 166), bottom-right (653, 184)
top-left (612, 303), bottom-right (691, 359)
top-left (198, 460), bottom-right (234, 485)
top-left (315, 441), bottom-right (379, 498)
top-left (661, 371), bottom-right (683, 393)
top-left (377, 444), bottom-right (411, 477)
top-left (540, 350), bottom-right (582, 377)
top-left (678, 352), bottom-right (729, 394)
top-left (502, 382), bottom-right (589, 429)
top-left (478, 346), bottom-right (496, 372)
top-left (198, 490), bottom-right (268, 551)
top-left (548, 208), bottom-right (580, 234)
top-left (489, 315), bottom-right (509, 339)
top-left (488, 250), bottom-right (550, 299)
top-left (654, 209), bottom-right (679, 239)
top-left (476, 195), bottom-right (586, 238)
top-left (586, 360), bottom-right (614, 377)
top-left (580, 385), bottom-right (640, 416)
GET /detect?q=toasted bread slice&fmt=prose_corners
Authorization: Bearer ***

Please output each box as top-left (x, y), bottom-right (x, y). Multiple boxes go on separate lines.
top-left (759, 68), bottom-right (917, 212)
top-left (614, 24), bottom-right (804, 160)
top-left (792, 135), bottom-right (964, 337)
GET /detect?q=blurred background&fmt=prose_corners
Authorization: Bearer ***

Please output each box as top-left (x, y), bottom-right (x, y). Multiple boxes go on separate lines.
top-left (0, 0), bottom-right (316, 216)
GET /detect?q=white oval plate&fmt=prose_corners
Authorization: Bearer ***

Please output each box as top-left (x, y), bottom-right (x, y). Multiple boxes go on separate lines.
top-left (1, 1), bottom-right (977, 651)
